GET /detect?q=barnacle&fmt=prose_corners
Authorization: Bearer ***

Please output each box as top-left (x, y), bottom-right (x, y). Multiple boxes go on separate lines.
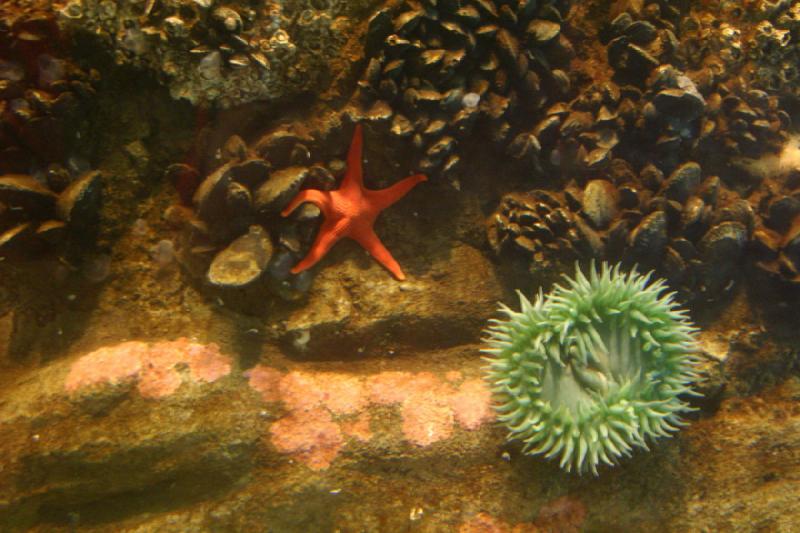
top-left (483, 262), bottom-right (701, 475)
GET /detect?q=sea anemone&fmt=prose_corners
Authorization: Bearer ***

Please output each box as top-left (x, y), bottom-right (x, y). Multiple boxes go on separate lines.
top-left (483, 262), bottom-right (701, 475)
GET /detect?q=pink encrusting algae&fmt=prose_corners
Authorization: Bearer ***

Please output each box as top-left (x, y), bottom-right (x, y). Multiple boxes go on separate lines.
top-left (65, 339), bottom-right (232, 399)
top-left (449, 378), bottom-right (494, 430)
top-left (64, 341), bottom-right (491, 470)
top-left (268, 408), bottom-right (344, 471)
top-left (279, 371), bottom-right (367, 415)
top-left (365, 370), bottom-right (417, 405)
top-left (244, 365), bottom-right (282, 403)
top-left (248, 364), bottom-right (493, 469)
top-left (64, 341), bottom-right (147, 392)
top-left (401, 390), bottom-right (455, 446)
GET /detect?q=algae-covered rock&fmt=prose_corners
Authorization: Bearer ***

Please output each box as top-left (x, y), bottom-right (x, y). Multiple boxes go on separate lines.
top-left (57, 0), bottom-right (385, 107)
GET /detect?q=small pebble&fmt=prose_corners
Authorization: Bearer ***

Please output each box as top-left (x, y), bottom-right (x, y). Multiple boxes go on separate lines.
top-left (292, 329), bottom-right (311, 351)
top-left (151, 239), bottom-right (175, 267)
top-left (132, 218), bottom-right (148, 236)
top-left (83, 254), bottom-right (111, 283)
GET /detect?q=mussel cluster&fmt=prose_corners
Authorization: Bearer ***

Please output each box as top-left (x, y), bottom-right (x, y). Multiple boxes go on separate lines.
top-left (680, 0), bottom-right (800, 101)
top-left (484, 0), bottom-right (800, 301)
top-left (752, 171), bottom-right (800, 288)
top-left (58, 0), bottom-right (355, 107)
top-left (0, 2), bottom-right (100, 258)
top-left (166, 118), bottom-right (351, 299)
top-left (489, 159), bottom-right (754, 304)
top-left (358, 0), bottom-right (573, 179)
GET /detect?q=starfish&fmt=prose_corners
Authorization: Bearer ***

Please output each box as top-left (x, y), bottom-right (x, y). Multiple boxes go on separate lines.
top-left (281, 124), bottom-right (427, 280)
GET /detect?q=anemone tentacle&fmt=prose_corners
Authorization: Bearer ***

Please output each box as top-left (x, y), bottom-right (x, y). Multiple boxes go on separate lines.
top-left (482, 262), bottom-right (702, 475)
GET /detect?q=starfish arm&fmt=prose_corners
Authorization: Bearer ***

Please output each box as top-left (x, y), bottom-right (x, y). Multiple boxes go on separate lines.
top-left (366, 174), bottom-right (427, 211)
top-left (281, 189), bottom-right (330, 217)
top-left (290, 218), bottom-right (345, 274)
top-left (352, 227), bottom-right (407, 281)
top-left (340, 123), bottom-right (364, 194)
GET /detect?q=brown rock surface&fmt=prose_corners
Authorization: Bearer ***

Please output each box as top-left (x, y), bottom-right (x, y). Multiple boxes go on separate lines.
top-left (0, 320), bottom-right (798, 532)
top-left (280, 243), bottom-right (505, 357)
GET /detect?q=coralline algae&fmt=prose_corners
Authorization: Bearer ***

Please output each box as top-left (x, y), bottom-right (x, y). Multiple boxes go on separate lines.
top-left (246, 366), bottom-right (493, 469)
top-left (65, 339), bottom-right (232, 399)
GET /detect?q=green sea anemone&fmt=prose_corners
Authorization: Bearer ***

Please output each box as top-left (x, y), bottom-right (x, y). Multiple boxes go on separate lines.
top-left (483, 262), bottom-right (701, 475)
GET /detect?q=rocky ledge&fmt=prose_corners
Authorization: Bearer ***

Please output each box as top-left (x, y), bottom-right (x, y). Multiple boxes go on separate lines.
top-left (0, 316), bottom-right (798, 531)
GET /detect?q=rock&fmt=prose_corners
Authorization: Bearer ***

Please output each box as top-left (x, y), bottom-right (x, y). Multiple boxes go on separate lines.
top-left (0, 336), bottom-right (501, 529)
top-left (281, 244), bottom-right (503, 357)
top-left (0, 339), bottom-right (256, 529)
top-left (207, 225), bottom-right (273, 287)
top-left (59, 0), bottom-right (373, 108)
top-left (255, 166), bottom-right (309, 215)
top-left (0, 310), bottom-right (12, 366)
top-left (56, 170), bottom-right (101, 227)
top-left (674, 382), bottom-right (800, 532)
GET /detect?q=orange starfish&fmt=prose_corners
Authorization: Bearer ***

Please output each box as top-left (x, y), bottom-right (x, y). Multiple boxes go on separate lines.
top-left (281, 124), bottom-right (427, 280)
